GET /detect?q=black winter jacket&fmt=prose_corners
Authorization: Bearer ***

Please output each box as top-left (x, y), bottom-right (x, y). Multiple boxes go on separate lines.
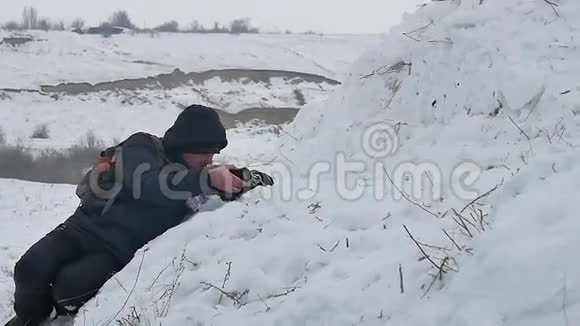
top-left (65, 132), bottom-right (207, 264)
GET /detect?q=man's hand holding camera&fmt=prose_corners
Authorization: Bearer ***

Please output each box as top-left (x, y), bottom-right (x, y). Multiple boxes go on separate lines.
top-left (207, 165), bottom-right (274, 201)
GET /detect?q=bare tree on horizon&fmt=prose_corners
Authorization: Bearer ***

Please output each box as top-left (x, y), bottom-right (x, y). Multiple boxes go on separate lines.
top-left (22, 7), bottom-right (38, 29)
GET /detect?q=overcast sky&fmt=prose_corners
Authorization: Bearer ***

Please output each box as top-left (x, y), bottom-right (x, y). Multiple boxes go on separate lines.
top-left (0, 0), bottom-right (423, 34)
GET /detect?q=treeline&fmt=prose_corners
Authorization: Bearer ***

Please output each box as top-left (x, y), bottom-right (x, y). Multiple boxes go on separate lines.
top-left (1, 7), bottom-right (261, 34)
top-left (151, 18), bottom-right (259, 34)
top-left (3, 7), bottom-right (65, 31)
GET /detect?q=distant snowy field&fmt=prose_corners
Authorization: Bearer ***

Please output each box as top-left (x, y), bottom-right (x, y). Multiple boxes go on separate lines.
top-left (0, 31), bottom-right (381, 89)
top-left (0, 31), bottom-right (377, 152)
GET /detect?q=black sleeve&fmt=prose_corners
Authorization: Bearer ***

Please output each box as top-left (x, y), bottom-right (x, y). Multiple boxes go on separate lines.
top-left (120, 133), bottom-right (207, 207)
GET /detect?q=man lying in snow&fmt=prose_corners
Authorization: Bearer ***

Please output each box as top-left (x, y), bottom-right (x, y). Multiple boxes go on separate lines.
top-left (4, 104), bottom-right (274, 326)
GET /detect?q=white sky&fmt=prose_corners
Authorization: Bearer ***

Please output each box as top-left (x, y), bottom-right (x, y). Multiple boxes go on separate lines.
top-left (0, 0), bottom-right (423, 34)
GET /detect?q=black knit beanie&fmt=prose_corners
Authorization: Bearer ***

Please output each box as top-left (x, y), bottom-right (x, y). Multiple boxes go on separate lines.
top-left (162, 105), bottom-right (228, 159)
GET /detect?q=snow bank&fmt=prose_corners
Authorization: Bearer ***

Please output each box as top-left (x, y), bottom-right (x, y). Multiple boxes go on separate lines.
top-left (0, 180), bottom-right (79, 321)
top-left (4, 0), bottom-right (579, 325)
top-left (277, 0), bottom-right (580, 324)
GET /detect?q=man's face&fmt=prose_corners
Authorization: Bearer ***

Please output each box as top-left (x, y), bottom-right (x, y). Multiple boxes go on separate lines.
top-left (182, 152), bottom-right (215, 170)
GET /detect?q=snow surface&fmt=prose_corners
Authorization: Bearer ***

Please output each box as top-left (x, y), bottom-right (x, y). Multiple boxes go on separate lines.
top-left (2, 0), bottom-right (580, 325)
top-left (0, 31), bottom-right (380, 89)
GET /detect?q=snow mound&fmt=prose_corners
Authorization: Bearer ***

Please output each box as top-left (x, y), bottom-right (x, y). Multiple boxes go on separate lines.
top-left (76, 1), bottom-right (580, 325)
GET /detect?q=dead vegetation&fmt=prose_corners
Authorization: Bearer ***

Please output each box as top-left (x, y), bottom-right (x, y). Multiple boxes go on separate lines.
top-left (399, 180), bottom-right (502, 297)
top-left (360, 60), bottom-right (412, 80)
top-left (113, 248), bottom-right (196, 325)
top-left (543, 0), bottom-right (560, 17)
top-left (200, 261), bottom-right (299, 311)
top-left (385, 155), bottom-right (503, 297)
top-left (111, 248), bottom-right (302, 324)
top-left (31, 123), bottom-right (50, 139)
top-left (0, 131), bottom-right (106, 184)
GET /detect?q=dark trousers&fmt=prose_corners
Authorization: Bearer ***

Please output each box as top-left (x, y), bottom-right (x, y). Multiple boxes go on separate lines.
top-left (13, 223), bottom-right (122, 325)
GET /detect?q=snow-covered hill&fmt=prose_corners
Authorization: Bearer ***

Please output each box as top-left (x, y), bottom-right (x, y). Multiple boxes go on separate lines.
top-left (2, 0), bottom-right (580, 325)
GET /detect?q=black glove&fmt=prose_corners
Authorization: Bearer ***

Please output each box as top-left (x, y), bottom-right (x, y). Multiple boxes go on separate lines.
top-left (217, 168), bottom-right (274, 201)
